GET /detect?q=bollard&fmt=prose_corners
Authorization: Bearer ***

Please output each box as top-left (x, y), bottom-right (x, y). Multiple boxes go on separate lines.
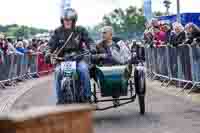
top-left (0, 104), bottom-right (95, 133)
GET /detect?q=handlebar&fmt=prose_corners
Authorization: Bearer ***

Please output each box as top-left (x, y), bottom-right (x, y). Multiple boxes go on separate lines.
top-left (52, 52), bottom-right (107, 61)
top-left (51, 52), bottom-right (143, 66)
top-left (52, 56), bottom-right (65, 61)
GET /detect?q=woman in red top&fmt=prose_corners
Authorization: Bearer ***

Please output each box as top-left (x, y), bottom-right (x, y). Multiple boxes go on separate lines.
top-left (153, 26), bottom-right (167, 47)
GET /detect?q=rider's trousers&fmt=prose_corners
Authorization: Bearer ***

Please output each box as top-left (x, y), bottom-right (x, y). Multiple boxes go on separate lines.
top-left (54, 61), bottom-right (91, 103)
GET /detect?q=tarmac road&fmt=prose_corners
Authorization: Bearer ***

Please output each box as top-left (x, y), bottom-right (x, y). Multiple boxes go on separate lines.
top-left (12, 75), bottom-right (200, 133)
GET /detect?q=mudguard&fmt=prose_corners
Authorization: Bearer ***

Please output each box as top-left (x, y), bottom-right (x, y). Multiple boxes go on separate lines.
top-left (134, 65), bottom-right (146, 95)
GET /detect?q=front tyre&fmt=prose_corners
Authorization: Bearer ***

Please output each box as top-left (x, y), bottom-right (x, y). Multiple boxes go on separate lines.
top-left (61, 78), bottom-right (74, 104)
top-left (138, 95), bottom-right (145, 115)
top-left (134, 65), bottom-right (146, 115)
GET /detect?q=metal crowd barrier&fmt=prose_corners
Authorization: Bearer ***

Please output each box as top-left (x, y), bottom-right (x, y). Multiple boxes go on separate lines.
top-left (0, 52), bottom-right (53, 89)
top-left (145, 44), bottom-right (200, 93)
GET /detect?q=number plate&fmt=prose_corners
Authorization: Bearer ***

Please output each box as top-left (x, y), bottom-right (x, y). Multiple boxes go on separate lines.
top-left (61, 61), bottom-right (76, 72)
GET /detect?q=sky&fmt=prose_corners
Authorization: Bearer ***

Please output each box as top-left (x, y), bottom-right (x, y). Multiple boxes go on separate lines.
top-left (0, 0), bottom-right (200, 30)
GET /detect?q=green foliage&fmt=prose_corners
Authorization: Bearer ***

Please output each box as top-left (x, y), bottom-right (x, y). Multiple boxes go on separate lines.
top-left (0, 24), bottom-right (48, 39)
top-left (86, 25), bottom-right (103, 41)
top-left (104, 6), bottom-right (146, 32)
top-left (89, 6), bottom-right (165, 40)
top-left (153, 11), bottom-right (165, 17)
top-left (93, 6), bottom-right (146, 39)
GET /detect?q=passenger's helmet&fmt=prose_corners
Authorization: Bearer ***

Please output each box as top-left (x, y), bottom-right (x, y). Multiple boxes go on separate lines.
top-left (61, 8), bottom-right (78, 24)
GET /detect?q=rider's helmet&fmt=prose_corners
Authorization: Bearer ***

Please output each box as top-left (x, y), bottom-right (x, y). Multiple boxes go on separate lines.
top-left (61, 8), bottom-right (78, 26)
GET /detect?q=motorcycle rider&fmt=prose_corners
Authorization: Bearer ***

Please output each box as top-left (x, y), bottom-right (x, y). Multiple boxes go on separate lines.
top-left (45, 8), bottom-right (94, 104)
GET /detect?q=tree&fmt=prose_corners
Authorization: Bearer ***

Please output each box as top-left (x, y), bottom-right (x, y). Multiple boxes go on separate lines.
top-left (153, 11), bottom-right (165, 17)
top-left (0, 24), bottom-right (48, 39)
top-left (101, 6), bottom-right (146, 39)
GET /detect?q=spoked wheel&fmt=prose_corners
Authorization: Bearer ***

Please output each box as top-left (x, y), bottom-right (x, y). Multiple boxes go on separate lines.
top-left (61, 78), bottom-right (75, 104)
top-left (138, 95), bottom-right (145, 115)
top-left (138, 73), bottom-right (146, 115)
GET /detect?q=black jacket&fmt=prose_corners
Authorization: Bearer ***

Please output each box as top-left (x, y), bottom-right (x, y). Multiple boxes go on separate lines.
top-left (172, 31), bottom-right (186, 46)
top-left (46, 26), bottom-right (94, 57)
top-left (186, 30), bottom-right (200, 44)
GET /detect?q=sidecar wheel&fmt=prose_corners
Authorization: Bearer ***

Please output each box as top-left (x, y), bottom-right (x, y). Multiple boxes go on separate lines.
top-left (138, 95), bottom-right (145, 115)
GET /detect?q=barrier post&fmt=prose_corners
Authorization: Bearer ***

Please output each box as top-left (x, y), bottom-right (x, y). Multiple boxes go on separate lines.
top-left (177, 49), bottom-right (182, 87)
top-left (0, 53), bottom-right (6, 88)
top-left (188, 44), bottom-right (198, 93)
top-left (7, 54), bottom-right (16, 86)
top-left (164, 45), bottom-right (173, 87)
top-left (151, 47), bottom-right (157, 80)
top-left (145, 46), bottom-right (151, 77)
top-left (191, 45), bottom-right (200, 83)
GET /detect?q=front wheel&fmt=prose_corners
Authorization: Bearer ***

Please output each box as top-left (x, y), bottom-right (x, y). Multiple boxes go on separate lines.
top-left (61, 77), bottom-right (76, 104)
top-left (134, 66), bottom-right (146, 115)
top-left (138, 95), bottom-right (145, 115)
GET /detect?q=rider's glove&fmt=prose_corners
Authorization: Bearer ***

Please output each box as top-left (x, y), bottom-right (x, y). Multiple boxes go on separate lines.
top-left (98, 54), bottom-right (107, 59)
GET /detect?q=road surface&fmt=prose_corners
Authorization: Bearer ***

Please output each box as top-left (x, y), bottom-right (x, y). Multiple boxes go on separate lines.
top-left (12, 75), bottom-right (200, 133)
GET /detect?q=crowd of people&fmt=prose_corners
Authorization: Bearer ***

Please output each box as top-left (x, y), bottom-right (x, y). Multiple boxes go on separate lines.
top-left (143, 19), bottom-right (200, 47)
top-left (0, 33), bottom-right (51, 81)
top-left (0, 34), bottom-right (48, 56)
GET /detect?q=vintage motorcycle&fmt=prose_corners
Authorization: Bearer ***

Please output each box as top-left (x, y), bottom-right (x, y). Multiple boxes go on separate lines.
top-left (53, 47), bottom-right (146, 115)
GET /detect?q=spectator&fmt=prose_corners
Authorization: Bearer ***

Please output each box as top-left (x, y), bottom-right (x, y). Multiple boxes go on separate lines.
top-left (6, 38), bottom-right (18, 54)
top-left (37, 42), bottom-right (48, 53)
top-left (171, 22), bottom-right (186, 46)
top-left (23, 40), bottom-right (35, 54)
top-left (31, 39), bottom-right (38, 52)
top-left (0, 35), bottom-right (8, 55)
top-left (151, 18), bottom-right (160, 28)
top-left (185, 23), bottom-right (200, 44)
top-left (144, 22), bottom-right (154, 45)
top-left (153, 26), bottom-right (166, 47)
top-left (161, 23), bottom-right (174, 44)
top-left (16, 41), bottom-right (28, 54)
top-left (23, 40), bottom-right (29, 48)
top-left (17, 37), bottom-right (23, 42)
